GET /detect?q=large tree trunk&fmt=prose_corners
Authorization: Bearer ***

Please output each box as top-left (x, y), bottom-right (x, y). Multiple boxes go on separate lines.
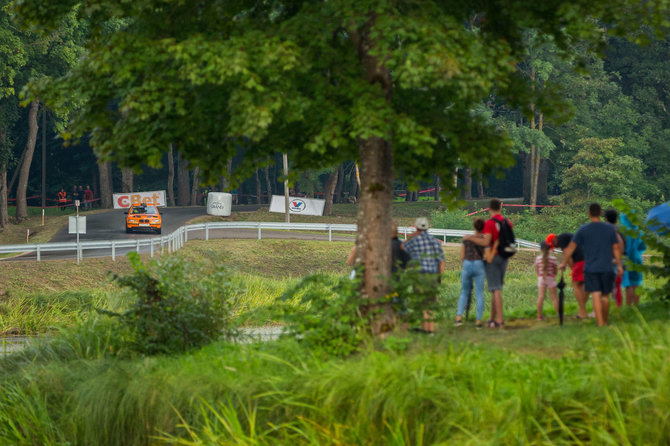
top-left (478, 181), bottom-right (485, 198)
top-left (323, 168), bottom-right (339, 216)
top-left (405, 184), bottom-right (412, 202)
top-left (463, 168), bottom-right (472, 200)
top-left (522, 153), bottom-right (531, 203)
top-left (167, 144), bottom-right (175, 206)
top-left (15, 99), bottom-right (40, 220)
top-left (334, 163), bottom-right (344, 203)
top-left (0, 169), bottom-right (8, 228)
top-left (538, 159), bottom-right (549, 204)
top-left (531, 112), bottom-right (543, 210)
top-left (190, 166), bottom-right (200, 205)
top-left (219, 158), bottom-right (232, 192)
top-left (98, 159), bottom-right (113, 209)
top-left (121, 168), bottom-right (134, 193)
top-left (177, 151), bottom-right (190, 206)
top-left (434, 175), bottom-right (440, 201)
top-left (264, 159), bottom-right (272, 204)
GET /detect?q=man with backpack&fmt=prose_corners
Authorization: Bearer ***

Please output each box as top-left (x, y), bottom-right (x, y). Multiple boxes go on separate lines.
top-left (464, 199), bottom-right (516, 328)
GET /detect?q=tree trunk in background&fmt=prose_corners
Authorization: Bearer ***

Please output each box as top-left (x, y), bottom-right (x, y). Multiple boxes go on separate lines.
top-left (323, 168), bottom-right (339, 216)
top-left (98, 160), bottom-right (113, 209)
top-left (15, 99), bottom-right (40, 220)
top-left (8, 145), bottom-right (28, 194)
top-left (177, 151), bottom-right (190, 205)
top-left (121, 168), bottom-right (134, 193)
top-left (405, 185), bottom-right (412, 202)
top-left (478, 181), bottom-right (484, 198)
top-left (264, 159), bottom-right (272, 204)
top-left (334, 163), bottom-right (344, 203)
top-left (219, 158), bottom-right (232, 192)
top-left (434, 175), bottom-right (440, 201)
top-left (0, 169), bottom-right (8, 228)
top-left (538, 159), bottom-right (549, 204)
top-left (463, 168), bottom-right (472, 200)
top-left (531, 112), bottom-right (543, 211)
top-left (255, 168), bottom-right (262, 205)
top-left (167, 144), bottom-right (175, 206)
top-left (522, 153), bottom-right (531, 203)
top-left (348, 169), bottom-right (358, 202)
top-left (190, 167), bottom-right (200, 205)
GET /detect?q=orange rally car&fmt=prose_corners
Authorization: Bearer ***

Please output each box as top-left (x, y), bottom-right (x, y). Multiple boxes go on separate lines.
top-left (125, 204), bottom-right (162, 234)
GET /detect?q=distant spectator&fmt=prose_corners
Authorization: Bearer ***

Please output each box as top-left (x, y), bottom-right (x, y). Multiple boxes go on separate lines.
top-left (560, 203), bottom-right (624, 327)
top-left (403, 217), bottom-right (445, 334)
top-left (463, 198), bottom-right (512, 328)
top-left (455, 218), bottom-right (487, 327)
top-left (620, 212), bottom-right (646, 305)
top-left (555, 232), bottom-right (588, 319)
top-left (605, 209), bottom-right (626, 306)
top-left (347, 221), bottom-right (410, 275)
top-left (535, 240), bottom-right (559, 320)
top-left (84, 185), bottom-right (94, 209)
top-left (57, 188), bottom-right (67, 211)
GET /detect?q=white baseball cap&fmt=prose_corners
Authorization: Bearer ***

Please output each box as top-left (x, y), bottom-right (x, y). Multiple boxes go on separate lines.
top-left (415, 217), bottom-right (430, 230)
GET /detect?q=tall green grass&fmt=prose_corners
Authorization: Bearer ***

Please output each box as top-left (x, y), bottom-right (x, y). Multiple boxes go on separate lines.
top-left (1, 303), bottom-right (669, 445)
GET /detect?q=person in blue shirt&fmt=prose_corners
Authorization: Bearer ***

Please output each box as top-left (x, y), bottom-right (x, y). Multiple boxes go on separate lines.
top-left (620, 212), bottom-right (646, 305)
top-left (560, 203), bottom-right (623, 327)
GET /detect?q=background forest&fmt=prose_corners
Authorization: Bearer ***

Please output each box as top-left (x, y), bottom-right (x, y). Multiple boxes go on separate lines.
top-left (1, 4), bottom-right (668, 229)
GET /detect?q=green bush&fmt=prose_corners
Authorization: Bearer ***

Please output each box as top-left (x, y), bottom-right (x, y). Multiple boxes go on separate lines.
top-left (103, 252), bottom-right (239, 355)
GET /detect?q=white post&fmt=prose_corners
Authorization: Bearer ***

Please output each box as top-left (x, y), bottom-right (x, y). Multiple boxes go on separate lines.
top-left (184, 227), bottom-right (188, 243)
top-left (37, 245), bottom-right (40, 262)
top-left (258, 222), bottom-right (262, 240)
top-left (76, 206), bottom-right (80, 265)
top-left (150, 239), bottom-right (154, 257)
top-left (136, 239), bottom-right (140, 253)
top-left (112, 240), bottom-right (115, 261)
top-left (205, 223), bottom-right (209, 241)
top-left (328, 224), bottom-right (332, 242)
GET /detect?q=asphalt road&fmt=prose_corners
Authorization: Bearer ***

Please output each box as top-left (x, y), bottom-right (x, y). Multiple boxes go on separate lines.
top-left (4, 204), bottom-right (354, 261)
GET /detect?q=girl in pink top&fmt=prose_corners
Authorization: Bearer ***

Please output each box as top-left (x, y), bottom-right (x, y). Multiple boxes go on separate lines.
top-left (535, 240), bottom-right (559, 320)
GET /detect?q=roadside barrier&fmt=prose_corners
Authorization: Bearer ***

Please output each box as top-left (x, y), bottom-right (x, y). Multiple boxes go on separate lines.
top-left (0, 222), bottom-right (541, 262)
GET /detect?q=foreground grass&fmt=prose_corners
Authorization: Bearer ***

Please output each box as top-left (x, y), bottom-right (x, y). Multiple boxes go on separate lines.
top-left (0, 301), bottom-right (668, 445)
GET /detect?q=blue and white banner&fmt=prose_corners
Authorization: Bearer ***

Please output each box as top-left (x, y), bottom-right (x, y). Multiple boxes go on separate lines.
top-left (269, 195), bottom-right (325, 216)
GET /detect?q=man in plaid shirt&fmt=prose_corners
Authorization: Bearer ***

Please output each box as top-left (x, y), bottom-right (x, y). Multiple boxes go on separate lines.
top-left (403, 217), bottom-right (445, 333)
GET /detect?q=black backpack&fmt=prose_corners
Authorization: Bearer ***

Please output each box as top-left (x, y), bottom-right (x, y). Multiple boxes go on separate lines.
top-left (494, 217), bottom-right (517, 259)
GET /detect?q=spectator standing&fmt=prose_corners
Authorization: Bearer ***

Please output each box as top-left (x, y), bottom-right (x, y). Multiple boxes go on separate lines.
top-left (347, 221), bottom-right (410, 275)
top-left (555, 232), bottom-right (588, 319)
top-left (620, 213), bottom-right (646, 305)
top-left (57, 188), bottom-right (67, 211)
top-left (535, 240), bottom-right (559, 320)
top-left (455, 218), bottom-right (487, 327)
top-left (559, 203), bottom-right (624, 327)
top-left (84, 185), bottom-right (94, 209)
top-left (464, 198), bottom-right (512, 328)
top-left (72, 186), bottom-right (80, 209)
top-left (403, 217), bottom-right (445, 334)
top-left (604, 209), bottom-right (626, 306)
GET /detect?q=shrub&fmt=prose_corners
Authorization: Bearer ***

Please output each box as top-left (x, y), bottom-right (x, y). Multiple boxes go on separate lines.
top-left (102, 252), bottom-right (239, 355)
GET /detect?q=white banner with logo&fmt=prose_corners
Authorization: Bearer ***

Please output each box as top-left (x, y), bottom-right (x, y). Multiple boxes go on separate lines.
top-left (113, 191), bottom-right (167, 209)
top-left (269, 195), bottom-right (325, 216)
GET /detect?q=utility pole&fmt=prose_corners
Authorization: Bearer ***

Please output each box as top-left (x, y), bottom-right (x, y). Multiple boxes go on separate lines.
top-left (283, 153), bottom-right (290, 223)
top-left (41, 108), bottom-right (46, 225)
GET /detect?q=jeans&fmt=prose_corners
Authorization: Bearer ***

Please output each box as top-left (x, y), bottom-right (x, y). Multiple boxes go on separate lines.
top-left (457, 260), bottom-right (486, 320)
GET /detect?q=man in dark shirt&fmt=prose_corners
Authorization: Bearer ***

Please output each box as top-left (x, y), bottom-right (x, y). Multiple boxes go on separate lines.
top-left (555, 232), bottom-right (587, 319)
top-left (560, 203), bottom-right (623, 327)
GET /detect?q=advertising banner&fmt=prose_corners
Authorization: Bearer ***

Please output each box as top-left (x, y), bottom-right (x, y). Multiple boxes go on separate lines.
top-left (269, 195), bottom-right (325, 216)
top-left (113, 191), bottom-right (166, 209)
top-left (207, 192), bottom-right (232, 216)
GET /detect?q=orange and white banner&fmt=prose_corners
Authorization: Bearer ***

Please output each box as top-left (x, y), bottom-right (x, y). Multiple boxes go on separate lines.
top-left (113, 191), bottom-right (166, 209)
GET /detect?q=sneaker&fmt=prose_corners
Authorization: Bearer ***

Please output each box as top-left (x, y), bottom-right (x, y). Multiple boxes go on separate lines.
top-left (475, 320), bottom-right (483, 329)
top-left (454, 319), bottom-right (464, 327)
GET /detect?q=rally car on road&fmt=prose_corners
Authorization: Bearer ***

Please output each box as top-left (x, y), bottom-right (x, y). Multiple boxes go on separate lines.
top-left (125, 204), bottom-right (162, 234)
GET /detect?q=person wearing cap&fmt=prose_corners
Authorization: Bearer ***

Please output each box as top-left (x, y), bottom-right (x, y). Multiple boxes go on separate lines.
top-left (403, 217), bottom-right (445, 334)
top-left (559, 203), bottom-right (624, 327)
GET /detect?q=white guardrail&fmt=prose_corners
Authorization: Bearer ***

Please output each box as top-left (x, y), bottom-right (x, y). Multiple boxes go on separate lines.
top-left (0, 222), bottom-right (542, 262)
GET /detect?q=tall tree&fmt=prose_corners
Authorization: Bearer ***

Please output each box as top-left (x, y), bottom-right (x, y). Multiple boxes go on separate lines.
top-left (167, 143), bottom-right (175, 206)
top-left (323, 168), bottom-right (338, 216)
top-left (15, 99), bottom-right (39, 219)
top-left (18, 0), bottom-right (670, 326)
top-left (176, 151), bottom-right (190, 206)
top-left (120, 167), bottom-right (133, 192)
top-left (97, 159), bottom-right (112, 208)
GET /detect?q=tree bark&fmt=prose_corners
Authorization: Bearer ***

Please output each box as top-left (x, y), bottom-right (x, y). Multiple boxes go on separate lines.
top-left (167, 144), bottom-right (175, 206)
top-left (463, 168), bottom-right (472, 200)
top-left (121, 168), bottom-right (134, 193)
top-left (177, 151), bottom-right (190, 206)
top-left (98, 159), bottom-right (113, 209)
top-left (190, 166), bottom-right (200, 205)
top-left (255, 168), bottom-right (262, 205)
top-left (323, 168), bottom-right (339, 216)
top-left (0, 169), bottom-right (8, 228)
top-left (531, 112), bottom-right (543, 210)
top-left (219, 158), bottom-right (232, 192)
top-left (434, 175), bottom-right (440, 201)
top-left (405, 184), bottom-right (412, 202)
top-left (538, 159), bottom-right (549, 204)
top-left (15, 99), bottom-right (40, 220)
top-left (522, 153), bottom-right (531, 203)
top-left (478, 181), bottom-right (485, 198)
top-left (333, 163), bottom-right (344, 203)
top-left (264, 159), bottom-right (272, 204)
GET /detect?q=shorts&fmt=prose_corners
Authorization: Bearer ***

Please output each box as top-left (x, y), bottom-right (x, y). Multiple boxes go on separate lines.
top-left (538, 276), bottom-right (557, 288)
top-left (584, 271), bottom-right (615, 294)
top-left (571, 260), bottom-right (585, 283)
top-left (485, 255), bottom-right (508, 292)
top-left (419, 274), bottom-right (442, 304)
top-left (622, 269), bottom-right (643, 288)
